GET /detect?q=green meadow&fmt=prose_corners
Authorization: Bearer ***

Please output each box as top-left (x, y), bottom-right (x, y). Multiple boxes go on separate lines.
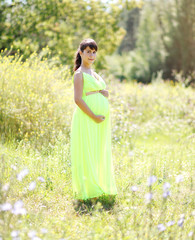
top-left (0, 54), bottom-right (194, 239)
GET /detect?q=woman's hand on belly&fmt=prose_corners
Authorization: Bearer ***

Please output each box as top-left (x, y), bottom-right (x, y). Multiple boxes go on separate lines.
top-left (93, 114), bottom-right (106, 123)
top-left (99, 89), bottom-right (109, 98)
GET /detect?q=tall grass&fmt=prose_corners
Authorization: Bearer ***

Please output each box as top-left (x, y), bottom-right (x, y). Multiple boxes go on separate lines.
top-left (0, 52), bottom-right (194, 239)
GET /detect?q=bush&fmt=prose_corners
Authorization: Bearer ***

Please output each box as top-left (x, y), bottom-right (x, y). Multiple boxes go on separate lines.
top-left (0, 50), bottom-right (72, 149)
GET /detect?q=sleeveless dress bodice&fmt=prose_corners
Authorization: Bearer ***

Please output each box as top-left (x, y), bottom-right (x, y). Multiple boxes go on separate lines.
top-left (72, 72), bottom-right (109, 116)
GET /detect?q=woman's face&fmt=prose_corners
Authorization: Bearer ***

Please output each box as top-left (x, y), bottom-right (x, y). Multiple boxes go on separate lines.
top-left (80, 46), bottom-right (97, 66)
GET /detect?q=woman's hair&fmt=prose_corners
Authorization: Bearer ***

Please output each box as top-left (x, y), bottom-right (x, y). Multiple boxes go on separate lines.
top-left (73, 38), bottom-right (98, 71)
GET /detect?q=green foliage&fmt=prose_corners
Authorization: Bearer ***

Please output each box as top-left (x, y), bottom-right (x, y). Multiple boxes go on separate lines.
top-left (156, 0), bottom-right (195, 86)
top-left (0, 50), bottom-right (72, 149)
top-left (108, 2), bottom-right (167, 83)
top-left (118, 7), bottom-right (140, 53)
top-left (134, 2), bottom-right (167, 83)
top-left (0, 0), bottom-right (131, 70)
top-left (114, 0), bottom-right (195, 85)
top-left (105, 53), bottom-right (132, 82)
top-left (106, 50), bottom-right (157, 83)
top-left (106, 3), bottom-right (166, 82)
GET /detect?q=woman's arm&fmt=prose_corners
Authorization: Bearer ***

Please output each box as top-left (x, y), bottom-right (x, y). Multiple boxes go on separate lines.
top-left (74, 71), bottom-right (106, 124)
top-left (99, 89), bottom-right (109, 98)
top-left (74, 71), bottom-right (97, 121)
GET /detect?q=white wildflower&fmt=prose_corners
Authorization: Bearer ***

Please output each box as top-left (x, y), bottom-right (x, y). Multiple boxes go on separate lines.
top-left (17, 169), bottom-right (29, 181)
top-left (178, 216), bottom-right (184, 227)
top-left (176, 174), bottom-right (183, 183)
top-left (147, 175), bottom-right (157, 186)
top-left (131, 186), bottom-right (138, 192)
top-left (11, 230), bottom-right (19, 237)
top-left (14, 200), bottom-right (23, 209)
top-left (163, 190), bottom-right (171, 198)
top-left (12, 200), bottom-right (26, 215)
top-left (163, 182), bottom-right (171, 191)
top-left (37, 177), bottom-right (45, 182)
top-left (11, 165), bottom-right (17, 170)
top-left (2, 183), bottom-right (10, 192)
top-left (188, 231), bottom-right (193, 237)
top-left (128, 151), bottom-right (134, 157)
top-left (0, 202), bottom-right (12, 211)
top-left (40, 228), bottom-right (48, 234)
top-left (145, 192), bottom-right (153, 203)
top-left (157, 223), bottom-right (166, 232)
top-left (28, 230), bottom-right (37, 238)
top-left (32, 237), bottom-right (42, 240)
top-left (29, 181), bottom-right (36, 191)
top-left (166, 220), bottom-right (175, 226)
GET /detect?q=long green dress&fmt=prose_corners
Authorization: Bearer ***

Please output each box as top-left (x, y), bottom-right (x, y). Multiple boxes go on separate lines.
top-left (70, 71), bottom-right (118, 200)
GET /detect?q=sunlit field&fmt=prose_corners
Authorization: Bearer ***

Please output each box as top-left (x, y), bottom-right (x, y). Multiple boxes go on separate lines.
top-left (0, 53), bottom-right (194, 239)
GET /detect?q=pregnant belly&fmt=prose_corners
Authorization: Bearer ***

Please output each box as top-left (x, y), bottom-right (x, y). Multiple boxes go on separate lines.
top-left (83, 93), bottom-right (109, 116)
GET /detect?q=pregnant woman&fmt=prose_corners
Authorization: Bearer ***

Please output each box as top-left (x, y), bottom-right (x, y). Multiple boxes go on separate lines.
top-left (70, 38), bottom-right (118, 206)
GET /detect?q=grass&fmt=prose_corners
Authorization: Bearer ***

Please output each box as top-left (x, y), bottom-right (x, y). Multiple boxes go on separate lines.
top-left (0, 53), bottom-right (194, 239)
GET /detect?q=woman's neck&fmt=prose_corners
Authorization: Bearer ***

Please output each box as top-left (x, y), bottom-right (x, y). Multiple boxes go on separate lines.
top-left (80, 63), bottom-right (93, 73)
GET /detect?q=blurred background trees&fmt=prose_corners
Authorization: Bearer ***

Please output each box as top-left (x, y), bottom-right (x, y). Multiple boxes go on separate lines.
top-left (0, 0), bottom-right (136, 68)
top-left (0, 0), bottom-right (194, 86)
top-left (107, 0), bottom-right (195, 86)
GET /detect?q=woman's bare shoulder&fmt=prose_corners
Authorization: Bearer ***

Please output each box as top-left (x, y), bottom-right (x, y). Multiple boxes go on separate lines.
top-left (74, 69), bottom-right (83, 81)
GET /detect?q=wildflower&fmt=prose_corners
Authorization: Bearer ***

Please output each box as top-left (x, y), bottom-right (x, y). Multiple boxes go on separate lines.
top-left (157, 223), bottom-right (166, 232)
top-left (11, 230), bottom-right (19, 237)
top-left (166, 220), bottom-right (175, 226)
top-left (11, 165), bottom-right (17, 170)
top-left (128, 151), bottom-right (134, 157)
top-left (178, 218), bottom-right (184, 227)
top-left (163, 190), bottom-right (171, 198)
top-left (163, 182), bottom-right (171, 191)
top-left (188, 231), bottom-right (193, 237)
top-left (147, 175), bottom-right (157, 186)
top-left (145, 192), bottom-right (153, 203)
top-left (28, 230), bottom-right (37, 238)
top-left (2, 183), bottom-right (10, 192)
top-left (40, 228), bottom-right (48, 234)
top-left (37, 177), bottom-right (45, 182)
top-left (0, 202), bottom-right (12, 211)
top-left (131, 186), bottom-right (138, 192)
top-left (176, 174), bottom-right (183, 183)
top-left (178, 215), bottom-right (185, 227)
top-left (29, 181), bottom-right (36, 191)
top-left (17, 169), bottom-right (29, 181)
top-left (12, 200), bottom-right (26, 215)
top-left (31, 237), bottom-right (42, 240)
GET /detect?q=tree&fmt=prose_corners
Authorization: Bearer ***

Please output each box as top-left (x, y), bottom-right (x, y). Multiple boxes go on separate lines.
top-left (121, 0), bottom-right (195, 85)
top-left (0, 0), bottom-right (139, 70)
top-left (118, 7), bottom-right (140, 53)
top-left (157, 0), bottom-right (195, 86)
